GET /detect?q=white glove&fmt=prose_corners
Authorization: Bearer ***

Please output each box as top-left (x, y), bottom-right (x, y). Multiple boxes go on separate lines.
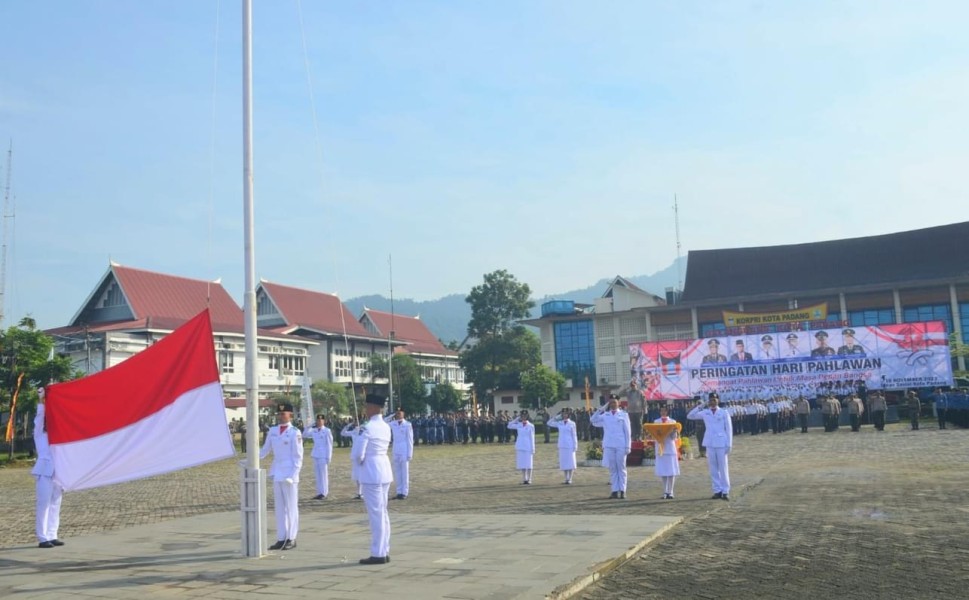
top-left (284, 477), bottom-right (294, 484)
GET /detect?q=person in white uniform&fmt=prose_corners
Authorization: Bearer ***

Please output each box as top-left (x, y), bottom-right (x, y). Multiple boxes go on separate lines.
top-left (341, 420), bottom-right (364, 499)
top-left (356, 394), bottom-right (394, 565)
top-left (384, 409), bottom-right (414, 499)
top-left (260, 402), bottom-right (303, 550)
top-left (591, 398), bottom-right (632, 499)
top-left (304, 413), bottom-right (333, 500)
top-left (33, 388), bottom-right (65, 548)
top-left (687, 392), bottom-right (733, 500)
top-left (652, 405), bottom-right (681, 499)
top-left (548, 408), bottom-right (578, 484)
top-left (507, 410), bottom-right (536, 484)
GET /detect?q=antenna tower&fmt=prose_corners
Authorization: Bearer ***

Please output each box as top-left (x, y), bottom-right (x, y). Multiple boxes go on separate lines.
top-left (0, 141), bottom-right (13, 327)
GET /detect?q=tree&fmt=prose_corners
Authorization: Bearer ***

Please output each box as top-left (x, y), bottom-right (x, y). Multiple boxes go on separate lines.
top-left (1, 318), bottom-right (77, 412)
top-left (391, 354), bottom-right (426, 416)
top-left (519, 364), bottom-right (567, 410)
top-left (466, 269), bottom-right (534, 339)
top-left (311, 381), bottom-right (355, 417)
top-left (950, 332), bottom-right (969, 379)
top-left (427, 381), bottom-right (463, 413)
top-left (461, 270), bottom-right (539, 408)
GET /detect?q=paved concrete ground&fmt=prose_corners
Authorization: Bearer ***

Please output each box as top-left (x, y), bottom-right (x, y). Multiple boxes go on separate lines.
top-left (2, 421), bottom-right (966, 599)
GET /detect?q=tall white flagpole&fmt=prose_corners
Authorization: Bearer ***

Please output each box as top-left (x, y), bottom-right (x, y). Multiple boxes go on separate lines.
top-left (241, 0), bottom-right (267, 558)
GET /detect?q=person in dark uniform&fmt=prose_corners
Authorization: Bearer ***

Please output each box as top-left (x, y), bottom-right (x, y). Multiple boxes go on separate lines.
top-left (810, 331), bottom-right (837, 358)
top-left (702, 339), bottom-right (728, 364)
top-left (729, 340), bottom-right (753, 362)
top-left (837, 329), bottom-right (866, 356)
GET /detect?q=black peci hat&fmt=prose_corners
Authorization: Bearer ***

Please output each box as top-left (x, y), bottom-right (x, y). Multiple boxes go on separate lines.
top-left (365, 393), bottom-right (387, 407)
top-left (277, 402), bottom-right (294, 413)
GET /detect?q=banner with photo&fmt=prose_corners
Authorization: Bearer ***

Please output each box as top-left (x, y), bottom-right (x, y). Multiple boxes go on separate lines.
top-left (628, 321), bottom-right (953, 400)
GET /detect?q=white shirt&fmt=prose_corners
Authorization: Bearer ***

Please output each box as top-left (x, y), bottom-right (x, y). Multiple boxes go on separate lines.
top-left (356, 415), bottom-right (393, 485)
top-left (687, 405), bottom-right (733, 450)
top-left (590, 409), bottom-right (632, 452)
top-left (548, 416), bottom-right (578, 450)
top-left (508, 419), bottom-right (536, 453)
top-left (386, 417), bottom-right (414, 459)
top-left (303, 425), bottom-right (333, 462)
top-left (260, 423), bottom-right (304, 481)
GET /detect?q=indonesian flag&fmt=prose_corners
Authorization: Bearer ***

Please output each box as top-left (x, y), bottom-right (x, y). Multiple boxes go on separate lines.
top-left (46, 310), bottom-right (234, 491)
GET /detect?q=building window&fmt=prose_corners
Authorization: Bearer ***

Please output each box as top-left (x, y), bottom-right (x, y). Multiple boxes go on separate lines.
top-left (700, 322), bottom-right (727, 337)
top-left (554, 320), bottom-right (596, 385)
top-left (501, 396), bottom-right (515, 404)
top-left (902, 304), bottom-right (952, 333)
top-left (848, 308), bottom-right (895, 327)
top-left (220, 351), bottom-right (235, 374)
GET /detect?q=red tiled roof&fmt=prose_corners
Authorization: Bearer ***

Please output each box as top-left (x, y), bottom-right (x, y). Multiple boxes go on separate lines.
top-left (362, 308), bottom-right (456, 356)
top-left (260, 281), bottom-right (372, 337)
top-left (107, 265), bottom-right (243, 331)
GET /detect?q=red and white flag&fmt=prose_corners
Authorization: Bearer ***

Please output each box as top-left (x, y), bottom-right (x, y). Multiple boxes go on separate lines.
top-left (46, 310), bottom-right (234, 491)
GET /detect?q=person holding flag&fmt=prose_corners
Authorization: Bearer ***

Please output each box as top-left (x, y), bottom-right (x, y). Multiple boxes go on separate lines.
top-left (260, 402), bottom-right (303, 551)
top-left (647, 405), bottom-right (681, 499)
top-left (356, 394), bottom-right (394, 565)
top-left (32, 387), bottom-right (65, 548)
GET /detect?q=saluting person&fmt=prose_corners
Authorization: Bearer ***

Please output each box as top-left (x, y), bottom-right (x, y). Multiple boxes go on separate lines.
top-left (548, 409), bottom-right (579, 484)
top-left (687, 392), bottom-right (733, 501)
top-left (591, 398), bottom-right (632, 499)
top-left (507, 410), bottom-right (536, 484)
top-left (304, 413), bottom-right (333, 500)
top-left (260, 402), bottom-right (303, 550)
top-left (384, 409), bottom-right (414, 499)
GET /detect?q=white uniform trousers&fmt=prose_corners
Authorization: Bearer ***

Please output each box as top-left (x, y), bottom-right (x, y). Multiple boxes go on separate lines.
top-left (392, 455), bottom-right (410, 497)
top-left (272, 479), bottom-right (299, 541)
top-left (313, 458), bottom-right (329, 497)
top-left (706, 448), bottom-right (730, 494)
top-left (603, 447), bottom-right (628, 492)
top-left (362, 482), bottom-right (391, 558)
top-left (35, 474), bottom-right (63, 542)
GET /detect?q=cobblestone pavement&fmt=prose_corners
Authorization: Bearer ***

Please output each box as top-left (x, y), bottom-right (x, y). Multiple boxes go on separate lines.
top-left (2, 422), bottom-right (967, 599)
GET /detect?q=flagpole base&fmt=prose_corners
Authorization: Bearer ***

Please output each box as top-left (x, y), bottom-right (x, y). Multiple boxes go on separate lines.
top-left (240, 466), bottom-right (267, 557)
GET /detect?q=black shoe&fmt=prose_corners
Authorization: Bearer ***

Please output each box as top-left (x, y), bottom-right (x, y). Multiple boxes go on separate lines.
top-left (50, 539), bottom-right (65, 546)
top-left (282, 539), bottom-right (296, 550)
top-left (395, 493), bottom-right (406, 500)
top-left (720, 494), bottom-right (729, 501)
top-left (269, 540), bottom-right (285, 550)
top-left (359, 556), bottom-right (388, 565)
top-left (712, 492), bottom-right (722, 499)
top-left (38, 541), bottom-right (54, 549)
top-left (313, 494), bottom-right (325, 500)
top-left (619, 491), bottom-right (626, 499)
top-left (524, 480), bottom-right (530, 485)
top-left (386, 555), bottom-right (391, 563)
top-left (610, 491), bottom-right (619, 499)
top-left (353, 494), bottom-right (362, 500)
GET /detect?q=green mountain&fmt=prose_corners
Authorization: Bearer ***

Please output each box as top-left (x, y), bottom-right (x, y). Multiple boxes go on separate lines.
top-left (344, 257), bottom-right (687, 345)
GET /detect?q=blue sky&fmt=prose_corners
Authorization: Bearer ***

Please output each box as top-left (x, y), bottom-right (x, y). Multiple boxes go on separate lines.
top-left (2, 1), bottom-right (968, 330)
